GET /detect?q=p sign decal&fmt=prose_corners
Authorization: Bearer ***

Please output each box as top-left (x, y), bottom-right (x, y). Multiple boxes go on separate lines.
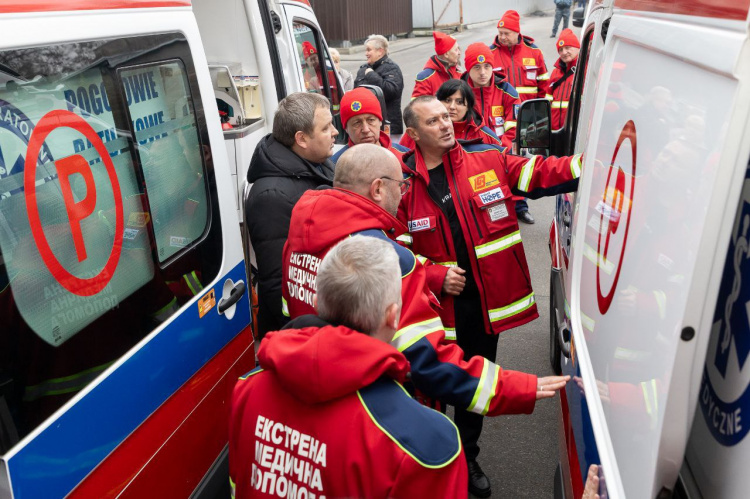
top-left (24, 110), bottom-right (124, 297)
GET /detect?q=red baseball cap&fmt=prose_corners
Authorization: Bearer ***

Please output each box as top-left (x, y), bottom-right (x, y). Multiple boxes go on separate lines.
top-left (340, 87), bottom-right (383, 129)
top-left (433, 31), bottom-right (457, 55)
top-left (557, 29), bottom-right (580, 50)
top-left (464, 42), bottom-right (494, 73)
top-left (497, 10), bottom-right (520, 33)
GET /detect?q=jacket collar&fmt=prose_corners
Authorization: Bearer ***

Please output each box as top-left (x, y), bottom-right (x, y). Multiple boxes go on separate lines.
top-left (346, 130), bottom-right (394, 149)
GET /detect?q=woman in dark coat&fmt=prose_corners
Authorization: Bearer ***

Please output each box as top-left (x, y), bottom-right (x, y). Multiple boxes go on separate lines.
top-left (354, 34), bottom-right (405, 135)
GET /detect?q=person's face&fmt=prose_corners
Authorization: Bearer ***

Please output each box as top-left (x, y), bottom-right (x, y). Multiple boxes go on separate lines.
top-left (441, 90), bottom-right (469, 122)
top-left (346, 113), bottom-right (382, 145)
top-left (559, 45), bottom-right (579, 64)
top-left (409, 100), bottom-right (455, 154)
top-left (441, 43), bottom-right (461, 66)
top-left (469, 63), bottom-right (494, 87)
top-left (496, 27), bottom-right (519, 47)
top-left (301, 106), bottom-right (338, 162)
top-left (306, 54), bottom-right (320, 69)
top-left (381, 158), bottom-right (404, 217)
top-left (365, 43), bottom-right (386, 65)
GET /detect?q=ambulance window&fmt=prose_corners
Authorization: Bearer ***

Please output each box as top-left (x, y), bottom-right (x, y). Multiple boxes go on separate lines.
top-left (567, 28), bottom-right (595, 153)
top-left (291, 21), bottom-right (343, 119)
top-left (119, 62), bottom-right (210, 264)
top-left (0, 33), bottom-right (223, 453)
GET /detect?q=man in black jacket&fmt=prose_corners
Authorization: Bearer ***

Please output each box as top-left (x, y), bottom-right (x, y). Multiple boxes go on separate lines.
top-left (245, 92), bottom-right (337, 338)
top-left (354, 35), bottom-right (405, 135)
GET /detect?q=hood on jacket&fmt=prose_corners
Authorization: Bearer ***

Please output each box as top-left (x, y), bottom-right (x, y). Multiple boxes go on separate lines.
top-left (287, 187), bottom-right (407, 256)
top-left (247, 134), bottom-right (335, 183)
top-left (257, 319), bottom-right (410, 404)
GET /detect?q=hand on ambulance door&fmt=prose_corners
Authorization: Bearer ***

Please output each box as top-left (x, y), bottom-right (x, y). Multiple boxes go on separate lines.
top-left (536, 374), bottom-right (570, 399)
top-left (582, 464), bottom-right (601, 499)
top-left (442, 266), bottom-right (466, 296)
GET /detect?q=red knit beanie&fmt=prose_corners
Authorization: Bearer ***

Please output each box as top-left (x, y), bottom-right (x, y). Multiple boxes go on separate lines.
top-left (497, 10), bottom-right (520, 33)
top-left (433, 31), bottom-right (457, 55)
top-left (302, 41), bottom-right (317, 59)
top-left (464, 42), bottom-right (494, 73)
top-left (557, 29), bottom-right (580, 50)
top-left (340, 87), bottom-right (383, 129)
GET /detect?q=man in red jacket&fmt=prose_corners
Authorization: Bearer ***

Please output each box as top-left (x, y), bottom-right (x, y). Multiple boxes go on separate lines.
top-left (550, 29), bottom-right (580, 130)
top-left (230, 236), bottom-right (468, 498)
top-left (460, 42), bottom-right (520, 150)
top-left (400, 96), bottom-right (581, 497)
top-left (490, 9), bottom-right (552, 224)
top-left (412, 31), bottom-right (462, 99)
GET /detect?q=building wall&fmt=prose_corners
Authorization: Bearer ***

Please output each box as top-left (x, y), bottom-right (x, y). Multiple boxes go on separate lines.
top-left (413, 0), bottom-right (548, 28)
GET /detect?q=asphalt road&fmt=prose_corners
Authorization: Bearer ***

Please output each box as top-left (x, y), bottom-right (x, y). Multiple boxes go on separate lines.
top-left (340, 11), bottom-right (576, 498)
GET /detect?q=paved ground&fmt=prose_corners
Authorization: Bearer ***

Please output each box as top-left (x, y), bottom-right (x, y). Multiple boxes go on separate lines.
top-left (338, 12), bottom-right (580, 498)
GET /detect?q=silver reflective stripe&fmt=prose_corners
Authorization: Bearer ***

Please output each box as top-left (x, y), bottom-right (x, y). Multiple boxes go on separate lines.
top-left (444, 327), bottom-right (457, 341)
top-left (396, 234), bottom-right (413, 245)
top-left (183, 271), bottom-right (203, 296)
top-left (518, 156), bottom-right (537, 192)
top-left (489, 293), bottom-right (535, 322)
top-left (281, 297), bottom-right (289, 318)
top-left (467, 359), bottom-right (500, 415)
top-left (475, 231), bottom-right (521, 259)
top-left (570, 154), bottom-right (582, 178)
top-left (23, 361), bottom-right (114, 402)
top-left (391, 317), bottom-right (444, 352)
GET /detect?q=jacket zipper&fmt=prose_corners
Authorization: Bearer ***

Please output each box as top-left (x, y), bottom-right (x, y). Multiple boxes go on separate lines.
top-left (414, 171), bottom-right (452, 255)
top-left (513, 248), bottom-right (532, 288)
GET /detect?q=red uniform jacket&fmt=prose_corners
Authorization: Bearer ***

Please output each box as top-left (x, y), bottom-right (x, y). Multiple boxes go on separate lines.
top-left (489, 34), bottom-right (551, 102)
top-left (549, 56), bottom-right (578, 130)
top-left (411, 55), bottom-right (463, 99)
top-left (331, 130), bottom-right (410, 164)
top-left (398, 142), bottom-right (582, 334)
top-left (461, 71), bottom-right (520, 149)
top-left (282, 187), bottom-right (538, 416)
top-left (229, 317), bottom-right (467, 498)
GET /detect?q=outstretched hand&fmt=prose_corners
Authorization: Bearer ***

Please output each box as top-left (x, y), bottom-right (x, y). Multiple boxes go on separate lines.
top-left (536, 375), bottom-right (570, 400)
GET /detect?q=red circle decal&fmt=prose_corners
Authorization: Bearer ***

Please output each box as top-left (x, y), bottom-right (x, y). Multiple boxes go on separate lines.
top-left (596, 120), bottom-right (637, 314)
top-left (24, 110), bottom-right (124, 296)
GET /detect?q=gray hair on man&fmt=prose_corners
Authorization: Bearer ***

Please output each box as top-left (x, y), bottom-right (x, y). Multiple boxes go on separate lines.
top-left (365, 34), bottom-right (389, 55)
top-left (403, 95), bottom-right (437, 129)
top-left (272, 92), bottom-right (330, 147)
top-left (317, 235), bottom-right (401, 335)
top-left (333, 144), bottom-right (398, 194)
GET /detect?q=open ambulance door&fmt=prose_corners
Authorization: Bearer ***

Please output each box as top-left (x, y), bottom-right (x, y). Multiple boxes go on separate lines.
top-left (558, 2), bottom-right (750, 498)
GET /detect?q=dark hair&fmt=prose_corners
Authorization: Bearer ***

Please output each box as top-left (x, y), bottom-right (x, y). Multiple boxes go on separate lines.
top-left (436, 79), bottom-right (481, 124)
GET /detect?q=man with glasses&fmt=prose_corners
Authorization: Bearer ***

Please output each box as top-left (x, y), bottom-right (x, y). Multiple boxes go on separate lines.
top-left (281, 144), bottom-right (569, 487)
top-left (331, 87), bottom-right (409, 165)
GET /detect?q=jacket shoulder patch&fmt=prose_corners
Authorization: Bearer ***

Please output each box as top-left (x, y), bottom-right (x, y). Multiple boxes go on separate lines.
top-left (391, 143), bottom-right (410, 154)
top-left (354, 229), bottom-right (416, 277)
top-left (497, 81), bottom-right (519, 98)
top-left (238, 366), bottom-right (264, 380)
top-left (330, 145), bottom-right (350, 164)
top-left (358, 378), bottom-right (461, 468)
top-left (415, 68), bottom-right (436, 82)
top-left (462, 142), bottom-right (504, 154)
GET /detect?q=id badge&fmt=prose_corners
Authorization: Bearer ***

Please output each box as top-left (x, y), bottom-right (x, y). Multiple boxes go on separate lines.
top-left (488, 202), bottom-right (509, 221)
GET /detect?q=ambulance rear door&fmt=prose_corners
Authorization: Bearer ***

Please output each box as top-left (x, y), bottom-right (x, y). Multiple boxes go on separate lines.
top-left (562, 1), bottom-right (750, 497)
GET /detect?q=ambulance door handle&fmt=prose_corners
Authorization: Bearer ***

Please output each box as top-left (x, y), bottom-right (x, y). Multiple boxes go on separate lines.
top-left (219, 281), bottom-right (246, 314)
top-left (558, 327), bottom-right (571, 358)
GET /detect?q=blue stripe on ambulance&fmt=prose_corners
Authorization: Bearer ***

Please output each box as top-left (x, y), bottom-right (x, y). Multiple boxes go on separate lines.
top-left (5, 260), bottom-right (250, 499)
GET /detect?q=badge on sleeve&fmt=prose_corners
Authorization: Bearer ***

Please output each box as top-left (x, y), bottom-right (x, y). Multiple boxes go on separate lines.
top-left (491, 105), bottom-right (504, 117)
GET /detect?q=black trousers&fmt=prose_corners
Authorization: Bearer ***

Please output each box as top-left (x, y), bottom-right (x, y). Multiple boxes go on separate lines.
top-left (453, 294), bottom-right (500, 461)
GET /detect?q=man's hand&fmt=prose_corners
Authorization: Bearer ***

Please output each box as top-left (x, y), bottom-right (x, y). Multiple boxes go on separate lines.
top-left (582, 464), bottom-right (601, 499)
top-left (536, 375), bottom-right (570, 400)
top-left (442, 266), bottom-right (466, 296)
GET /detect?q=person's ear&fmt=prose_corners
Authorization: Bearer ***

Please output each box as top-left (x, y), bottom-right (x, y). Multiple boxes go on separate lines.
top-left (369, 178), bottom-right (385, 203)
top-left (405, 127), bottom-right (419, 141)
top-left (294, 130), bottom-right (307, 150)
top-left (385, 302), bottom-right (400, 330)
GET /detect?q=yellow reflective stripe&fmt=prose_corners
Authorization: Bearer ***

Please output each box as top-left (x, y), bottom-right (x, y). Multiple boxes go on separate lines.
top-left (23, 361), bottom-right (115, 401)
top-left (518, 155), bottom-right (537, 192)
top-left (641, 379), bottom-right (659, 429)
top-left (581, 311), bottom-right (595, 332)
top-left (230, 476), bottom-right (236, 499)
top-left (653, 290), bottom-right (667, 320)
top-left (416, 254), bottom-right (428, 265)
top-left (436, 261), bottom-right (457, 267)
top-left (281, 296), bottom-right (290, 318)
top-left (183, 271), bottom-right (203, 296)
top-left (583, 243), bottom-right (614, 275)
top-left (504, 120), bottom-right (517, 131)
top-left (444, 327), bottom-right (457, 341)
top-left (396, 233), bottom-right (413, 245)
top-left (489, 292), bottom-right (535, 322)
top-left (151, 296), bottom-right (178, 321)
top-left (515, 86), bottom-right (538, 94)
top-left (467, 359), bottom-right (500, 415)
top-left (475, 230), bottom-right (522, 259)
top-left (538, 72), bottom-right (551, 80)
top-left (391, 317), bottom-right (444, 352)
top-left (551, 101), bottom-right (569, 109)
top-left (570, 153), bottom-right (582, 179)
top-left (545, 94), bottom-right (553, 101)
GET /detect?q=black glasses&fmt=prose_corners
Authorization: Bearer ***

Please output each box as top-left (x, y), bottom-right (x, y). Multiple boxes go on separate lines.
top-left (380, 176), bottom-right (411, 196)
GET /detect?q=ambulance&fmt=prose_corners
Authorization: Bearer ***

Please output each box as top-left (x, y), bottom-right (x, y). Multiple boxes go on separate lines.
top-left (0, 0), bottom-right (341, 497)
top-left (527, 0), bottom-right (750, 497)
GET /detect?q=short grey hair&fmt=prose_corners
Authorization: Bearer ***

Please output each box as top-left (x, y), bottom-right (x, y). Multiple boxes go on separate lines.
top-left (272, 92), bottom-right (330, 147)
top-left (317, 236), bottom-right (401, 335)
top-left (365, 34), bottom-right (389, 55)
top-left (403, 95), bottom-right (437, 129)
top-left (334, 143), bottom-right (398, 194)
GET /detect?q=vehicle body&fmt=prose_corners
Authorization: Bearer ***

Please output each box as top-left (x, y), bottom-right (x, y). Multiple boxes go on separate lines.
top-left (0, 0), bottom-right (341, 497)
top-left (541, 0), bottom-right (750, 497)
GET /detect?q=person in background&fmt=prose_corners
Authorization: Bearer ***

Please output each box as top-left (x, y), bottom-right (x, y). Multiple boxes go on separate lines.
top-left (245, 92), bottom-right (336, 338)
top-left (354, 34), bottom-right (405, 135)
top-left (551, 0), bottom-right (573, 38)
top-left (230, 236), bottom-right (468, 498)
top-left (550, 29), bottom-right (580, 130)
top-left (329, 47), bottom-right (354, 92)
top-left (411, 31), bottom-right (462, 98)
top-left (489, 9), bottom-right (551, 224)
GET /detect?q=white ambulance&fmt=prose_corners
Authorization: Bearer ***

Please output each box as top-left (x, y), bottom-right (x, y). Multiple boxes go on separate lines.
top-left (0, 0), bottom-right (341, 497)
top-left (529, 0), bottom-right (750, 497)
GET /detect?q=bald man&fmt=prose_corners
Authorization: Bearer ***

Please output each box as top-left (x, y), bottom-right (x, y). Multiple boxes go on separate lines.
top-left (281, 144), bottom-right (568, 477)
